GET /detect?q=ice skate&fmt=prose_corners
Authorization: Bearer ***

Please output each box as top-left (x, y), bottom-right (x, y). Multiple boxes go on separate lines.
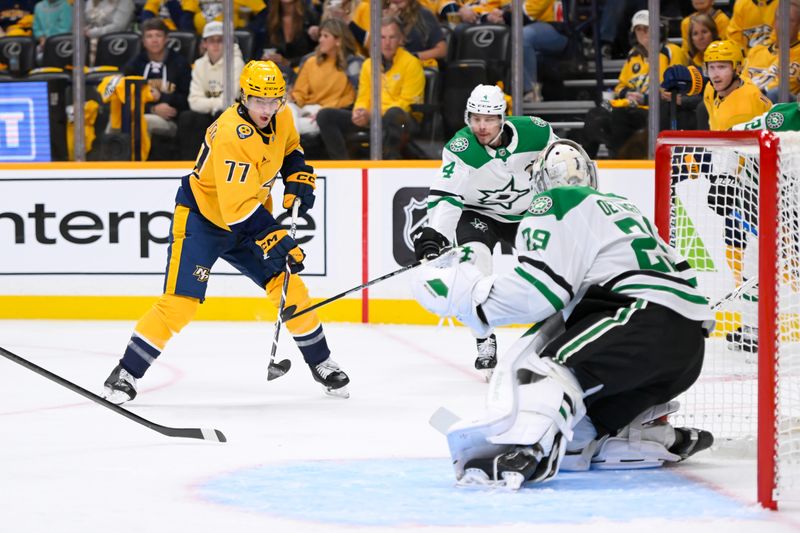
top-left (309, 357), bottom-right (350, 398)
top-left (474, 334), bottom-right (497, 382)
top-left (726, 325), bottom-right (758, 353)
top-left (102, 364), bottom-right (138, 405)
top-left (461, 446), bottom-right (543, 490)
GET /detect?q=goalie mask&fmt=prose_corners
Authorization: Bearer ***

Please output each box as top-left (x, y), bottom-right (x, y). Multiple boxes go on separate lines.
top-left (532, 140), bottom-right (598, 194)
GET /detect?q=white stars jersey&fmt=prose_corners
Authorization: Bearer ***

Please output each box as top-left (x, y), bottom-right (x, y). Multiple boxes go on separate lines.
top-left (426, 115), bottom-right (557, 240)
top-left (480, 186), bottom-right (713, 327)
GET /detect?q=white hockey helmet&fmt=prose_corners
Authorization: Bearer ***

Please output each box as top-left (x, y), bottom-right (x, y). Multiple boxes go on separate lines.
top-left (532, 139), bottom-right (598, 193)
top-left (464, 84), bottom-right (507, 126)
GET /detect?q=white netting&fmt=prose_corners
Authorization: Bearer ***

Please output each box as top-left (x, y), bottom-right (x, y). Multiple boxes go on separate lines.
top-left (659, 132), bottom-right (800, 503)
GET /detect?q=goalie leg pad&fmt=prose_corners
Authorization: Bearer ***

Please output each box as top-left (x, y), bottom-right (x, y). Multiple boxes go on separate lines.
top-left (446, 315), bottom-right (585, 486)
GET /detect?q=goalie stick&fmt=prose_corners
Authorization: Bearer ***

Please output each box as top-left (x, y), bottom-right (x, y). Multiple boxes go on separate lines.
top-left (0, 346), bottom-right (226, 442)
top-left (281, 247), bottom-right (459, 322)
top-left (266, 200), bottom-right (301, 381)
top-left (711, 276), bottom-right (758, 311)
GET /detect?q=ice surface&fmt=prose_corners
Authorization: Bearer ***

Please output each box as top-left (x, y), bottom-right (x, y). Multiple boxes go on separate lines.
top-left (1, 320), bottom-right (799, 533)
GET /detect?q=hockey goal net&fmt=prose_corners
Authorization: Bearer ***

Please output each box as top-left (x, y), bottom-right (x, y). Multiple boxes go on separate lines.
top-left (655, 130), bottom-right (800, 510)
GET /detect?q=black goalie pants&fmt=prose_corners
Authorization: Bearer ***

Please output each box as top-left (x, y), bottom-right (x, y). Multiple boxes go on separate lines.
top-left (540, 287), bottom-right (706, 437)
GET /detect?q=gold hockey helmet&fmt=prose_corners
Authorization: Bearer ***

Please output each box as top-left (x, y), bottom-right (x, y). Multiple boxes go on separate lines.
top-left (239, 60), bottom-right (286, 99)
top-left (704, 40), bottom-right (743, 72)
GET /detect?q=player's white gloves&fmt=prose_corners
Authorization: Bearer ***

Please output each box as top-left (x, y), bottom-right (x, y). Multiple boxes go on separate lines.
top-left (412, 262), bottom-right (494, 337)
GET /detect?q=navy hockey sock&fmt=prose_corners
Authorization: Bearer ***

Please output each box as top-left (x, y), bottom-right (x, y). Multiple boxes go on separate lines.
top-left (120, 333), bottom-right (162, 378)
top-left (294, 325), bottom-right (331, 366)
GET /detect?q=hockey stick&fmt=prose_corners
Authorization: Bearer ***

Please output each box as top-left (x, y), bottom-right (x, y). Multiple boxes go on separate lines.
top-left (281, 247), bottom-right (459, 322)
top-left (267, 199), bottom-right (301, 381)
top-left (0, 346), bottom-right (226, 442)
top-left (711, 276), bottom-right (758, 310)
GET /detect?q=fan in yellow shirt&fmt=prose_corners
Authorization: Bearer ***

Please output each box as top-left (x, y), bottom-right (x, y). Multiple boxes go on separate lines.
top-left (101, 60), bottom-right (351, 405)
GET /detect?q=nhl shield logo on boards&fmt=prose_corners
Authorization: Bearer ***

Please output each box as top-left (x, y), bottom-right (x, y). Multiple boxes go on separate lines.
top-left (392, 187), bottom-right (429, 265)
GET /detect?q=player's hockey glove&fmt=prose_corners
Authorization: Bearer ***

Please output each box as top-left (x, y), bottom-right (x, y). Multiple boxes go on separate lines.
top-left (283, 166), bottom-right (316, 215)
top-left (661, 65), bottom-right (704, 96)
top-left (256, 225), bottom-right (306, 275)
top-left (412, 227), bottom-right (450, 261)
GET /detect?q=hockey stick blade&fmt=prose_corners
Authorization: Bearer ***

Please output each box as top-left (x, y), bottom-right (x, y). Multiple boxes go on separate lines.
top-left (0, 346), bottom-right (227, 443)
top-left (267, 358), bottom-right (292, 381)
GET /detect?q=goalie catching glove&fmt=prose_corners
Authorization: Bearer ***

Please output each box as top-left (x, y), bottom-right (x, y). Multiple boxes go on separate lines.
top-left (283, 166), bottom-right (316, 215)
top-left (255, 225), bottom-right (306, 276)
top-left (411, 227), bottom-right (450, 261)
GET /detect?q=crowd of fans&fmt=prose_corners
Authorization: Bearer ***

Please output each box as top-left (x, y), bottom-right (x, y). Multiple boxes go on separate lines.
top-left (0, 0), bottom-right (796, 161)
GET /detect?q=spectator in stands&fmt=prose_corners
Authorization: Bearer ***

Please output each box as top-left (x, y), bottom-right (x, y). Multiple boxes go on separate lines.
top-left (606, 10), bottom-right (688, 158)
top-left (512, 0), bottom-right (568, 102)
top-left (323, 0), bottom-right (357, 22)
top-left (123, 17), bottom-right (191, 157)
top-left (350, 0), bottom-right (445, 68)
top-left (288, 18), bottom-right (360, 140)
top-left (260, 0), bottom-right (320, 79)
top-left (141, 0), bottom-right (197, 32)
top-left (191, 0), bottom-right (268, 57)
top-left (741, 0), bottom-right (800, 102)
top-left (0, 0), bottom-right (36, 36)
top-left (439, 0), bottom-right (505, 27)
top-left (177, 21), bottom-right (245, 160)
top-left (33, 0), bottom-right (72, 48)
top-left (680, 0), bottom-right (728, 58)
top-left (684, 13), bottom-right (719, 69)
top-left (85, 0), bottom-right (135, 41)
top-left (316, 16), bottom-right (424, 159)
top-left (192, 0), bottom-right (266, 35)
top-left (596, 0), bottom-right (645, 59)
top-left (726, 0), bottom-right (778, 54)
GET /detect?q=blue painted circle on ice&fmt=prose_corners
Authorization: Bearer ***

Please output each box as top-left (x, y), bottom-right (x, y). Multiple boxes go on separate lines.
top-left (197, 458), bottom-right (764, 526)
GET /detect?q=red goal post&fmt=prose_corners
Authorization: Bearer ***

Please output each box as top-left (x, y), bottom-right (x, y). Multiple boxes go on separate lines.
top-left (655, 130), bottom-right (789, 510)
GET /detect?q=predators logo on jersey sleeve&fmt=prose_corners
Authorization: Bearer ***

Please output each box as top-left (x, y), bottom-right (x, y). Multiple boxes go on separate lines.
top-left (188, 104), bottom-right (302, 232)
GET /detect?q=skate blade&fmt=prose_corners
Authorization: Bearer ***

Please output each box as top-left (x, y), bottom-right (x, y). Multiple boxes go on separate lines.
top-left (457, 469), bottom-right (522, 490)
top-left (480, 368), bottom-right (494, 382)
top-left (324, 385), bottom-right (350, 399)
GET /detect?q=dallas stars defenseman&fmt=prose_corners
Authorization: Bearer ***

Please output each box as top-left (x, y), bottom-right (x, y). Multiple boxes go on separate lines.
top-left (411, 84), bottom-right (564, 380)
top-left (413, 146), bottom-right (713, 488)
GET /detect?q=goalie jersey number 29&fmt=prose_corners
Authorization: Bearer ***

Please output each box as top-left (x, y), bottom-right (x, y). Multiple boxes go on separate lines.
top-left (487, 187), bottom-right (713, 325)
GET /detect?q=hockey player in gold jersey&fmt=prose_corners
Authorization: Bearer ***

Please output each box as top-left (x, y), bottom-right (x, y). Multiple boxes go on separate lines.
top-left (703, 40), bottom-right (772, 131)
top-left (102, 60), bottom-right (350, 403)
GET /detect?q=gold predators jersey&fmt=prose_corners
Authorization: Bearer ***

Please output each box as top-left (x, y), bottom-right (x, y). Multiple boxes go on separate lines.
top-left (704, 78), bottom-right (773, 131)
top-left (187, 103), bottom-right (301, 232)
